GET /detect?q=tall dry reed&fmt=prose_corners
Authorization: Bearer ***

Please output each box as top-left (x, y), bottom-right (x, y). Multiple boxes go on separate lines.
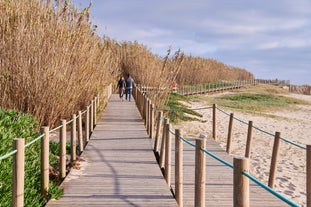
top-left (177, 56), bottom-right (254, 84)
top-left (0, 0), bottom-right (120, 127)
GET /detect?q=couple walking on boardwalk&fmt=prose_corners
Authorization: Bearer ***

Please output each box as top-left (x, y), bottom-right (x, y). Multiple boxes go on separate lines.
top-left (117, 74), bottom-right (134, 102)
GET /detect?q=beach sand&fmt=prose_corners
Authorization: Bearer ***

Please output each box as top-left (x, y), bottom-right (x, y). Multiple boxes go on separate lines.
top-left (172, 92), bottom-right (311, 206)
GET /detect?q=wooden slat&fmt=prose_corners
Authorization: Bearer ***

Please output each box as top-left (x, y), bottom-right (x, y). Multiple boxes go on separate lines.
top-left (46, 94), bottom-right (177, 207)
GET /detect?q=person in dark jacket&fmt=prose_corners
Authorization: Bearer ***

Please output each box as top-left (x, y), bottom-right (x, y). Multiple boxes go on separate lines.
top-left (125, 74), bottom-right (134, 101)
top-left (117, 76), bottom-right (126, 101)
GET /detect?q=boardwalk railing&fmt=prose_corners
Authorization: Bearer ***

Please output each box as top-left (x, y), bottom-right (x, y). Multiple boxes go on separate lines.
top-left (176, 79), bottom-right (257, 95)
top-left (0, 84), bottom-right (112, 207)
top-left (134, 86), bottom-right (309, 207)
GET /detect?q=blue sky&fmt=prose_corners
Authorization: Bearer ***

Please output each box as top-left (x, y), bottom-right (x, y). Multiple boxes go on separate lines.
top-left (72, 0), bottom-right (311, 85)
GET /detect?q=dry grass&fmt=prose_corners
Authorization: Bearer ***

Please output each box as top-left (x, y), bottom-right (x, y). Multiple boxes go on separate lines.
top-left (177, 56), bottom-right (253, 84)
top-left (0, 1), bottom-right (120, 127)
top-left (0, 0), bottom-right (255, 127)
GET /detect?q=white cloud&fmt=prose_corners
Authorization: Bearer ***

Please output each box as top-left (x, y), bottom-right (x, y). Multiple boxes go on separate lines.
top-left (72, 0), bottom-right (311, 85)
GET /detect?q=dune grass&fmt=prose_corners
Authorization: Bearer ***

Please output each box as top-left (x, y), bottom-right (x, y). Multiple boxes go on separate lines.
top-left (190, 84), bottom-right (309, 113)
top-left (165, 93), bottom-right (203, 123)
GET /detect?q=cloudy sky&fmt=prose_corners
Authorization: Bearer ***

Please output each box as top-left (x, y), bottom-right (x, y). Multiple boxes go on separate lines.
top-left (72, 0), bottom-right (311, 85)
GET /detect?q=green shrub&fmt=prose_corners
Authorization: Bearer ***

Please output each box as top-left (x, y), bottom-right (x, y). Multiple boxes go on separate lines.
top-left (0, 108), bottom-right (62, 206)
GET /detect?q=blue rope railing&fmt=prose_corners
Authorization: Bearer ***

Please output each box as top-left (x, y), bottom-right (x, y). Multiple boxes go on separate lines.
top-left (0, 97), bottom-right (97, 161)
top-left (168, 127), bottom-right (300, 207)
top-left (216, 107), bottom-right (306, 150)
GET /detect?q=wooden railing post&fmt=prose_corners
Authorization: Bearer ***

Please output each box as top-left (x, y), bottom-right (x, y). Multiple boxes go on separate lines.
top-left (154, 111), bottom-right (163, 154)
top-left (149, 104), bottom-right (154, 139)
top-left (94, 97), bottom-right (97, 126)
top-left (90, 100), bottom-right (94, 133)
top-left (195, 137), bottom-right (206, 207)
top-left (140, 89), bottom-right (144, 116)
top-left (143, 94), bottom-right (147, 125)
top-left (78, 111), bottom-right (83, 153)
top-left (213, 104), bottom-right (217, 140)
top-left (226, 113), bottom-right (234, 154)
top-left (85, 106), bottom-right (90, 142)
top-left (234, 157), bottom-right (249, 207)
top-left (268, 132), bottom-right (281, 188)
top-left (245, 121), bottom-right (253, 158)
top-left (41, 126), bottom-right (49, 198)
top-left (60, 119), bottom-right (67, 179)
top-left (71, 114), bottom-right (77, 162)
top-left (307, 145), bottom-right (311, 207)
top-left (159, 118), bottom-right (169, 169)
top-left (12, 138), bottom-right (25, 207)
top-left (175, 129), bottom-right (183, 207)
top-left (146, 99), bottom-right (150, 135)
top-left (164, 123), bottom-right (172, 186)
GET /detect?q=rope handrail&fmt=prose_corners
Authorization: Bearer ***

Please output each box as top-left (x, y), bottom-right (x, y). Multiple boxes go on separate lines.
top-left (168, 126), bottom-right (299, 206)
top-left (0, 95), bottom-right (99, 161)
top-left (216, 106), bottom-right (306, 150)
top-left (242, 171), bottom-right (299, 207)
top-left (162, 105), bottom-right (306, 150)
top-left (169, 128), bottom-right (234, 168)
top-left (25, 134), bottom-right (45, 148)
top-left (0, 150), bottom-right (17, 161)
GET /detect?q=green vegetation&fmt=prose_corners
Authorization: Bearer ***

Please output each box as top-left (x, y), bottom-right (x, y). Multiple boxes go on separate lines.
top-left (0, 108), bottom-right (62, 206)
top-left (191, 85), bottom-right (309, 113)
top-left (217, 93), bottom-right (304, 111)
top-left (166, 93), bottom-right (203, 123)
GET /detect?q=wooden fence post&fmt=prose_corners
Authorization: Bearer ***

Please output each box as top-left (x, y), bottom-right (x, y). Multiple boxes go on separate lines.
top-left (226, 113), bottom-right (234, 154)
top-left (159, 118), bottom-right (169, 169)
top-left (85, 106), bottom-right (90, 142)
top-left (245, 121), bottom-right (253, 158)
top-left (307, 145), bottom-right (311, 207)
top-left (143, 95), bottom-right (147, 125)
top-left (146, 99), bottom-right (150, 135)
top-left (60, 119), bottom-right (67, 179)
top-left (78, 111), bottom-right (83, 153)
top-left (12, 138), bottom-right (25, 207)
top-left (268, 132), bottom-right (281, 188)
top-left (94, 97), bottom-right (97, 126)
top-left (71, 114), bottom-right (77, 162)
top-left (195, 137), bottom-right (206, 207)
top-left (164, 123), bottom-right (172, 186)
top-left (175, 129), bottom-right (183, 207)
top-left (149, 104), bottom-right (154, 139)
top-left (90, 100), bottom-right (94, 133)
top-left (154, 111), bottom-right (163, 154)
top-left (213, 104), bottom-right (217, 140)
top-left (234, 157), bottom-right (250, 207)
top-left (41, 127), bottom-right (49, 198)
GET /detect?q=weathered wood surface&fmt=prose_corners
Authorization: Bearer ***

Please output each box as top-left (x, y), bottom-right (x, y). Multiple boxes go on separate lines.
top-left (46, 93), bottom-right (289, 207)
top-left (167, 137), bottom-right (289, 206)
top-left (46, 94), bottom-right (177, 207)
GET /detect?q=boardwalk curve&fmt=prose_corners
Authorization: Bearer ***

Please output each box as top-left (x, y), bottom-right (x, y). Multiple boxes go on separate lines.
top-left (46, 94), bottom-right (177, 207)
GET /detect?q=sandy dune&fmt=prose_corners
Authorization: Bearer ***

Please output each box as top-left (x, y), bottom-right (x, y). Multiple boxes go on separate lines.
top-left (172, 93), bottom-right (311, 206)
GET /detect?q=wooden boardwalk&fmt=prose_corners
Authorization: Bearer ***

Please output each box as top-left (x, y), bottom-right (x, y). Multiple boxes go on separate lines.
top-left (46, 93), bottom-right (289, 207)
top-left (46, 94), bottom-right (177, 207)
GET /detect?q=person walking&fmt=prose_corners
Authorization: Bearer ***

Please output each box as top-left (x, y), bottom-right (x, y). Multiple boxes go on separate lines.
top-left (117, 76), bottom-right (126, 101)
top-left (125, 74), bottom-right (134, 101)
